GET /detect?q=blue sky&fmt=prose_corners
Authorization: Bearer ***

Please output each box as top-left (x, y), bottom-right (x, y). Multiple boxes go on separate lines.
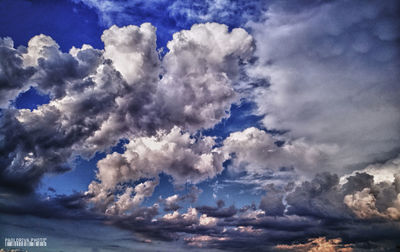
top-left (1, 0), bottom-right (400, 251)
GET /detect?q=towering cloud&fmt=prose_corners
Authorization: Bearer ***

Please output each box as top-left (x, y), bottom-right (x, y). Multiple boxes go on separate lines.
top-left (156, 23), bottom-right (254, 131)
top-left (0, 22), bottom-right (252, 196)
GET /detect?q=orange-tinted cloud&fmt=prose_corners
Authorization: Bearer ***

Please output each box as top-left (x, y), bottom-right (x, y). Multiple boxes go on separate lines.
top-left (276, 237), bottom-right (353, 252)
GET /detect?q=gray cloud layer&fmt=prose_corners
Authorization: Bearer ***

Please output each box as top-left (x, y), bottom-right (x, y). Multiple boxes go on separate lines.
top-left (248, 0), bottom-right (400, 175)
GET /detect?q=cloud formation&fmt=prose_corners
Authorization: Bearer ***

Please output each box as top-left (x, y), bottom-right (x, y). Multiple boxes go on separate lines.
top-left (105, 168), bottom-right (399, 250)
top-left (248, 0), bottom-right (400, 174)
top-left (0, 37), bottom-right (35, 107)
top-left (222, 127), bottom-right (334, 181)
top-left (87, 126), bottom-right (225, 213)
top-left (275, 237), bottom-right (353, 252)
top-left (1, 0), bottom-right (400, 250)
top-left (0, 22), bottom-right (252, 196)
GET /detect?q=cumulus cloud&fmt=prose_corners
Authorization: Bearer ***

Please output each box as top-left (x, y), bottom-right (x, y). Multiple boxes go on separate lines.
top-left (0, 22), bottom-right (252, 195)
top-left (6, 169), bottom-right (399, 250)
top-left (344, 177), bottom-right (400, 221)
top-left (0, 44), bottom-right (123, 193)
top-left (155, 22), bottom-right (254, 131)
top-left (0, 37), bottom-right (35, 107)
top-left (284, 166), bottom-right (400, 222)
top-left (221, 127), bottom-right (334, 184)
top-left (85, 162), bottom-right (400, 249)
top-left (162, 185), bottom-right (202, 212)
top-left (259, 184), bottom-right (287, 216)
top-left (2, 1), bottom-right (400, 250)
top-left (101, 23), bottom-right (160, 84)
top-left (105, 178), bottom-right (159, 215)
top-left (87, 126), bottom-right (225, 213)
top-left (97, 126), bottom-right (224, 186)
top-left (248, 0), bottom-right (400, 174)
top-left (163, 194), bottom-right (180, 211)
top-left (161, 207), bottom-right (199, 225)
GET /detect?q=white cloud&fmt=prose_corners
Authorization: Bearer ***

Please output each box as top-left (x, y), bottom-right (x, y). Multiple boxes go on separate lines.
top-left (87, 126), bottom-right (225, 213)
top-left (222, 127), bottom-right (334, 180)
top-left (199, 214), bottom-right (218, 227)
top-left (0, 23), bottom-right (252, 195)
top-left (102, 23), bottom-right (160, 84)
top-left (340, 155), bottom-right (400, 184)
top-left (22, 34), bottom-right (59, 67)
top-left (105, 178), bottom-right (159, 215)
top-left (156, 22), bottom-right (254, 131)
top-left (163, 194), bottom-right (180, 211)
top-left (95, 126), bottom-right (224, 189)
top-left (162, 207), bottom-right (199, 225)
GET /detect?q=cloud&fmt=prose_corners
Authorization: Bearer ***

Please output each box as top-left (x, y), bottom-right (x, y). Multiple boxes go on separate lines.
top-left (0, 46), bottom-right (123, 193)
top-left (259, 184), bottom-right (287, 216)
top-left (72, 0), bottom-right (267, 30)
top-left (161, 185), bottom-right (202, 211)
top-left (83, 161), bottom-right (400, 250)
top-left (275, 237), bottom-right (353, 252)
top-left (0, 37), bottom-right (35, 107)
top-left (221, 127), bottom-right (334, 184)
top-left (3, 168), bottom-right (400, 250)
top-left (196, 200), bottom-right (237, 218)
top-left (199, 214), bottom-right (218, 227)
top-left (0, 22), bottom-right (252, 195)
top-left (0, 191), bottom-right (95, 220)
top-left (248, 0), bottom-right (400, 174)
top-left (101, 23), bottom-right (160, 85)
top-left (340, 154), bottom-right (400, 184)
top-left (344, 177), bottom-right (400, 221)
top-left (105, 178), bottom-right (159, 215)
top-left (285, 172), bottom-right (351, 219)
top-left (163, 194), bottom-right (180, 211)
top-left (155, 22), bottom-right (254, 131)
top-left (1, 1), bottom-right (400, 250)
top-left (97, 126), bottom-right (224, 186)
top-left (184, 235), bottom-right (229, 248)
top-left (87, 126), bottom-right (225, 213)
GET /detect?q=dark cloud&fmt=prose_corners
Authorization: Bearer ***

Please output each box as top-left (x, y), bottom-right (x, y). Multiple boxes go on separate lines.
top-left (0, 192), bottom-right (97, 220)
top-left (102, 170), bottom-right (398, 250)
top-left (0, 37), bottom-right (35, 107)
top-left (285, 172), bottom-right (351, 220)
top-left (196, 205), bottom-right (237, 219)
top-left (259, 184), bottom-right (286, 216)
top-left (1, 170), bottom-right (400, 251)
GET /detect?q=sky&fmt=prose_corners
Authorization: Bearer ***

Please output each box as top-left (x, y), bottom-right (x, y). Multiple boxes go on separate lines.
top-left (0, 0), bottom-right (399, 251)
